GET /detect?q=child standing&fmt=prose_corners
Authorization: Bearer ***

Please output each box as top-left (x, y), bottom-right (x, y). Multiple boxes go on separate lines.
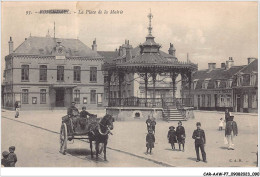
top-left (167, 126), bottom-right (177, 150)
top-left (8, 146), bottom-right (17, 167)
top-left (1, 151), bottom-right (10, 167)
top-left (219, 118), bottom-right (224, 131)
top-left (146, 129), bottom-right (155, 154)
top-left (176, 121), bottom-right (186, 152)
top-left (14, 101), bottom-right (20, 118)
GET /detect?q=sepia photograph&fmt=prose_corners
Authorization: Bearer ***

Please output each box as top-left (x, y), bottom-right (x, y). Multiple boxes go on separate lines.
top-left (1, 0), bottom-right (259, 176)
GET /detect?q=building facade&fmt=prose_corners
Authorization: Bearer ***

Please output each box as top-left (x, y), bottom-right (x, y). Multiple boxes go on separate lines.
top-left (2, 36), bottom-right (105, 110)
top-left (182, 57), bottom-right (258, 113)
top-left (232, 58), bottom-right (258, 113)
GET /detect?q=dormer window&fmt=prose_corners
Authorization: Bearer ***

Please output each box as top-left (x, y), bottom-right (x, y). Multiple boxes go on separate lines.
top-left (214, 80), bottom-right (220, 88)
top-left (193, 79), bottom-right (198, 89)
top-left (202, 78), bottom-right (210, 89)
top-left (226, 79), bottom-right (233, 88)
top-left (250, 72), bottom-right (256, 86)
top-left (237, 74), bottom-right (243, 86)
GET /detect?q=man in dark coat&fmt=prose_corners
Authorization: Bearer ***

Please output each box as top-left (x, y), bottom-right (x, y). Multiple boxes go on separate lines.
top-left (225, 116), bottom-right (238, 150)
top-left (14, 101), bottom-right (20, 118)
top-left (67, 101), bottom-right (79, 117)
top-left (192, 122), bottom-right (207, 163)
top-left (150, 119), bottom-right (156, 134)
top-left (80, 106), bottom-right (95, 118)
top-left (146, 116), bottom-right (152, 132)
top-left (176, 121), bottom-right (186, 152)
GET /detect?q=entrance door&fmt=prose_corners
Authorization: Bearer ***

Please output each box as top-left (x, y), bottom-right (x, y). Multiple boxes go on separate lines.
top-left (236, 95), bottom-right (241, 112)
top-left (214, 94), bottom-right (218, 108)
top-left (56, 88), bottom-right (65, 107)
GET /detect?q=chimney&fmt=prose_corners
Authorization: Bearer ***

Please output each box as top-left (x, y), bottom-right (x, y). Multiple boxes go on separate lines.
top-left (8, 37), bottom-right (13, 54)
top-left (119, 46), bottom-right (123, 56)
top-left (92, 38), bottom-right (97, 51)
top-left (221, 63), bottom-right (226, 69)
top-left (125, 41), bottom-right (132, 62)
top-left (226, 57), bottom-right (234, 69)
top-left (208, 63), bottom-right (216, 70)
top-left (247, 57), bottom-right (256, 64)
top-left (168, 43), bottom-right (176, 57)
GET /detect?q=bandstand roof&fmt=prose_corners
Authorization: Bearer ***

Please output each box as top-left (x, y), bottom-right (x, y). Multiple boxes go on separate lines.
top-left (103, 11), bottom-right (198, 73)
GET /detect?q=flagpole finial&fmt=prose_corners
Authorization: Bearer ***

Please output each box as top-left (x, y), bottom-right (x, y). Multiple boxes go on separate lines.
top-left (147, 9), bottom-right (153, 36)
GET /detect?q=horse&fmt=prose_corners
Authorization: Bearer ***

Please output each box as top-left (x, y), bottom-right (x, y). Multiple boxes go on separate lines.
top-left (88, 114), bottom-right (114, 161)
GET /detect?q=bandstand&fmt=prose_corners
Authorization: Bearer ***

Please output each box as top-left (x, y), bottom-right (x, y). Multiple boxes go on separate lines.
top-left (103, 12), bottom-right (198, 121)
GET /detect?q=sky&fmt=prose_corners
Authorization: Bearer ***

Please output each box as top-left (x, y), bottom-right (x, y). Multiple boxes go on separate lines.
top-left (1, 1), bottom-right (258, 77)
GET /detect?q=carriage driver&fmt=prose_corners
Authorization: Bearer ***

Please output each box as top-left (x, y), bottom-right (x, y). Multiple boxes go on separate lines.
top-left (80, 106), bottom-right (95, 119)
top-left (67, 101), bottom-right (79, 117)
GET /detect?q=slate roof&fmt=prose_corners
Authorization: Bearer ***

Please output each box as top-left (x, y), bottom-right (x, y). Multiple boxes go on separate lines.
top-left (98, 51), bottom-right (119, 63)
top-left (236, 59), bottom-right (258, 74)
top-left (13, 36), bottom-right (102, 58)
top-left (190, 65), bottom-right (245, 90)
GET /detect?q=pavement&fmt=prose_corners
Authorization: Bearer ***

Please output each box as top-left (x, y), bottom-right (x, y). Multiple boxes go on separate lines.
top-left (1, 109), bottom-right (258, 167)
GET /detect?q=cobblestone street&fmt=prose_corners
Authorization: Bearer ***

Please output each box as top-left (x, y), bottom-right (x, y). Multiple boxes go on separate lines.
top-left (1, 109), bottom-right (258, 167)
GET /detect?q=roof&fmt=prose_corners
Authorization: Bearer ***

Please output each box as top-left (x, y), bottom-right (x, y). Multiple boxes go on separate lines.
top-left (192, 66), bottom-right (244, 81)
top-left (13, 36), bottom-right (102, 58)
top-left (98, 51), bottom-right (119, 63)
top-left (237, 59), bottom-right (258, 74)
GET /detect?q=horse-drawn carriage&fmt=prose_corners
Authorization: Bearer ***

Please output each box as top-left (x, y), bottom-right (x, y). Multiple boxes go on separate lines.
top-left (59, 113), bottom-right (114, 161)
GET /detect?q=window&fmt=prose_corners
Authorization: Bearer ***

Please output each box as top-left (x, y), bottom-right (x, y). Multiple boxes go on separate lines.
top-left (74, 90), bottom-right (80, 104)
top-left (39, 65), bottom-right (47, 81)
top-left (243, 94), bottom-right (248, 108)
top-left (90, 90), bottom-right (96, 104)
top-left (128, 90), bottom-right (131, 97)
top-left (226, 79), bottom-right (233, 88)
top-left (252, 94), bottom-right (257, 108)
top-left (193, 80), bottom-right (198, 89)
top-left (202, 94), bottom-right (205, 107)
top-left (250, 73), bottom-right (256, 86)
top-left (40, 89), bottom-right (46, 104)
top-left (220, 95), bottom-right (225, 107)
top-left (114, 91), bottom-right (117, 98)
top-left (73, 66), bottom-right (81, 82)
top-left (207, 94), bottom-right (211, 107)
top-left (57, 66), bottom-right (64, 81)
top-left (226, 95), bottom-right (232, 107)
top-left (215, 80), bottom-right (220, 88)
top-left (237, 75), bottom-right (243, 86)
top-left (22, 89), bottom-right (29, 104)
top-left (21, 65), bottom-right (29, 81)
top-left (97, 94), bottom-right (102, 105)
top-left (90, 67), bottom-right (97, 82)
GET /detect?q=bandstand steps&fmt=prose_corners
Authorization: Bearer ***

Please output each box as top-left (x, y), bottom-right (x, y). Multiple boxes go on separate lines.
top-left (163, 108), bottom-right (186, 121)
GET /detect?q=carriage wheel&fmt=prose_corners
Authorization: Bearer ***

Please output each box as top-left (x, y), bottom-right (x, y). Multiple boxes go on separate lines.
top-left (60, 123), bottom-right (68, 155)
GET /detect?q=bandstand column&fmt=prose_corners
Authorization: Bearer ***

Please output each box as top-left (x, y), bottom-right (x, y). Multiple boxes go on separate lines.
top-left (171, 72), bottom-right (178, 99)
top-left (107, 72), bottom-right (112, 106)
top-left (151, 72), bottom-right (157, 106)
top-left (118, 71), bottom-right (124, 106)
top-left (144, 72), bottom-right (148, 106)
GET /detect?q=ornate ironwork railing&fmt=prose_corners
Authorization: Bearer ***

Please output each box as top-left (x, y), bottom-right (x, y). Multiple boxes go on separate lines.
top-left (108, 97), bottom-right (192, 108)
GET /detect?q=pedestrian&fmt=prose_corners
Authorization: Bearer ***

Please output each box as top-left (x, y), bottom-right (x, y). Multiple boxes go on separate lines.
top-left (150, 118), bottom-right (156, 134)
top-left (8, 146), bottom-right (17, 167)
top-left (219, 118), bottom-right (224, 131)
top-left (14, 101), bottom-right (20, 118)
top-left (146, 115), bottom-right (152, 132)
top-left (225, 116), bottom-right (238, 150)
top-left (176, 121), bottom-right (186, 152)
top-left (167, 126), bottom-right (177, 150)
top-left (1, 151), bottom-right (10, 167)
top-left (192, 122), bottom-right (207, 163)
top-left (146, 129), bottom-right (155, 155)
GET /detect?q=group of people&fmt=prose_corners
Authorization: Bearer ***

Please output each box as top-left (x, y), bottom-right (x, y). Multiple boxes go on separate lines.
top-left (1, 146), bottom-right (17, 167)
top-left (167, 121), bottom-right (186, 151)
top-left (145, 115), bottom-right (156, 154)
